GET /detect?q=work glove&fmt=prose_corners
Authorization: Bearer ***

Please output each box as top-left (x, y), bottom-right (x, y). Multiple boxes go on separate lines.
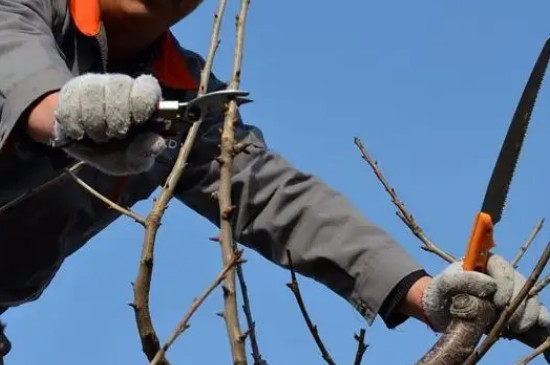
top-left (422, 254), bottom-right (550, 335)
top-left (52, 73), bottom-right (167, 176)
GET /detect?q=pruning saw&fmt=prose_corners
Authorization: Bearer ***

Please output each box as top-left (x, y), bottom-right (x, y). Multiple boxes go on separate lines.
top-left (463, 38), bottom-right (550, 273)
top-left (461, 37), bottom-right (550, 361)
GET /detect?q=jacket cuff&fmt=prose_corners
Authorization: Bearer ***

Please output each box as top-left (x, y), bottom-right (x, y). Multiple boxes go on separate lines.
top-left (349, 246), bottom-right (424, 325)
top-left (378, 269), bottom-right (430, 329)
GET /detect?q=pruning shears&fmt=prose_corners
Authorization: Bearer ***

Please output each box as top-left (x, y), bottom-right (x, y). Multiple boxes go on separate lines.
top-left (52, 89), bottom-right (252, 148)
top-left (461, 38), bottom-right (550, 361)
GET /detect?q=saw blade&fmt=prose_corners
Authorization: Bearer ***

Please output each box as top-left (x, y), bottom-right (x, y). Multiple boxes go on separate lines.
top-left (481, 37), bottom-right (550, 224)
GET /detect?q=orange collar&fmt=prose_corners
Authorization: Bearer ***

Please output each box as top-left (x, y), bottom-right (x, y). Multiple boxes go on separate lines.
top-left (70, 0), bottom-right (101, 37)
top-left (68, 0), bottom-right (198, 90)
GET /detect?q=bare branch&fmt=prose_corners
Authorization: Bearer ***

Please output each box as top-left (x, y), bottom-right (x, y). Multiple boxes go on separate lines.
top-left (149, 250), bottom-right (244, 365)
top-left (512, 337), bottom-right (550, 365)
top-left (237, 261), bottom-right (266, 365)
top-left (216, 0), bottom-right (252, 363)
top-left (286, 250), bottom-right (337, 365)
top-left (0, 161), bottom-right (85, 216)
top-left (512, 218), bottom-right (545, 269)
top-left (529, 272), bottom-right (550, 297)
top-left (353, 137), bottom-right (456, 263)
top-left (462, 237), bottom-right (550, 365)
top-left (353, 329), bottom-right (368, 365)
top-left (67, 170), bottom-right (146, 226)
top-left (131, 1), bottom-right (228, 362)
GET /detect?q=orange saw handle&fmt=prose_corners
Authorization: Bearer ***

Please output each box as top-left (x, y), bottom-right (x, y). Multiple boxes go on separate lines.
top-left (463, 212), bottom-right (496, 273)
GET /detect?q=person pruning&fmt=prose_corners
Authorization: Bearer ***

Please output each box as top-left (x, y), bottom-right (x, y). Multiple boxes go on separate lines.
top-left (0, 0), bottom-right (547, 357)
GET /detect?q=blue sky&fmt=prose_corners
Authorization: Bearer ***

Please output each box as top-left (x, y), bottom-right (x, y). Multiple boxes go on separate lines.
top-left (6, 1), bottom-right (550, 364)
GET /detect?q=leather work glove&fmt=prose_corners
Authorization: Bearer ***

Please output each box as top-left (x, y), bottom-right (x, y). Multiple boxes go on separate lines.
top-left (422, 255), bottom-right (550, 335)
top-left (52, 73), bottom-right (167, 176)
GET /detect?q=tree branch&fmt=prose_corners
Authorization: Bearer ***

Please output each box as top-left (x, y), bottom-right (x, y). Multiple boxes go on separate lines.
top-left (512, 218), bottom-right (545, 269)
top-left (353, 137), bottom-right (456, 263)
top-left (353, 329), bottom-right (368, 365)
top-left (148, 250), bottom-right (244, 365)
top-left (285, 250), bottom-right (337, 365)
top-left (131, 1), bottom-right (227, 362)
top-left (67, 170), bottom-right (146, 226)
top-left (462, 237), bottom-right (550, 365)
top-left (237, 261), bottom-right (266, 365)
top-left (512, 337), bottom-right (550, 365)
top-left (216, 1), bottom-right (251, 364)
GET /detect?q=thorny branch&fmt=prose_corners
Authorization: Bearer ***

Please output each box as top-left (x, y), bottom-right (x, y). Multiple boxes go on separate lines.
top-left (354, 137), bottom-right (456, 263)
top-left (512, 337), bottom-right (550, 365)
top-left (237, 263), bottom-right (266, 365)
top-left (285, 250), bottom-right (338, 365)
top-left (461, 238), bottom-right (550, 365)
top-left (512, 218), bottom-right (545, 269)
top-left (131, 0), bottom-right (228, 362)
top-left (216, 1), bottom-right (252, 364)
top-left (353, 329), bottom-right (368, 365)
top-left (148, 251), bottom-right (244, 365)
top-left (67, 170), bottom-right (146, 226)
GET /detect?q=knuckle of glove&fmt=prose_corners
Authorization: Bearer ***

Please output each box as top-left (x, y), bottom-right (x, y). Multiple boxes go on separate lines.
top-left (129, 75), bottom-right (162, 124)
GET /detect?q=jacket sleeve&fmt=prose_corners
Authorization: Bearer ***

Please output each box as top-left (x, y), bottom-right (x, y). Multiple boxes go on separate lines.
top-left (174, 97), bottom-right (425, 325)
top-left (0, 0), bottom-right (73, 151)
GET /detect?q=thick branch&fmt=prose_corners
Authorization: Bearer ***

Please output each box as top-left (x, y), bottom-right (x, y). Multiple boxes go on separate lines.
top-left (353, 329), bottom-right (368, 365)
top-left (216, 1), bottom-right (251, 364)
top-left (512, 218), bottom-right (545, 269)
top-left (462, 237), bottom-right (550, 365)
top-left (131, 2), bottom-right (227, 362)
top-left (149, 251), bottom-right (244, 365)
top-left (354, 137), bottom-right (456, 263)
top-left (67, 170), bottom-right (146, 226)
top-left (286, 250), bottom-right (337, 365)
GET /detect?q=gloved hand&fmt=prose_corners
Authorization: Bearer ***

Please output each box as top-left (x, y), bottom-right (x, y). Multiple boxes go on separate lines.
top-left (52, 73), bottom-right (167, 176)
top-left (422, 255), bottom-right (550, 335)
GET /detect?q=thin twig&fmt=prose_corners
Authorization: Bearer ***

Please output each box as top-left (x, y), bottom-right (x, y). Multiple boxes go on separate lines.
top-left (131, 2), bottom-right (227, 363)
top-left (0, 161), bottom-right (85, 215)
top-left (237, 261), bottom-right (266, 365)
top-left (353, 137), bottom-right (456, 263)
top-left (529, 272), bottom-right (550, 297)
top-left (67, 170), bottom-right (146, 226)
top-left (216, 1), bottom-right (251, 364)
top-left (462, 237), bottom-right (550, 365)
top-left (353, 329), bottom-right (368, 365)
top-left (286, 250), bottom-right (338, 365)
top-left (512, 337), bottom-right (550, 365)
top-left (149, 250), bottom-right (244, 365)
top-left (512, 218), bottom-right (545, 269)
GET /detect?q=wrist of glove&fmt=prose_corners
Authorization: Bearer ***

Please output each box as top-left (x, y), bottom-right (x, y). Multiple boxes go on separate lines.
top-left (422, 255), bottom-right (550, 335)
top-left (52, 73), bottom-right (167, 176)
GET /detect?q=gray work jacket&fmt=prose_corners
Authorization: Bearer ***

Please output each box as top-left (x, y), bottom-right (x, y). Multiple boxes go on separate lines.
top-left (0, 0), bottom-right (424, 327)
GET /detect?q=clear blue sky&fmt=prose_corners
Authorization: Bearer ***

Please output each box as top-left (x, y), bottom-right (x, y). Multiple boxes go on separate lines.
top-left (5, 1), bottom-right (550, 364)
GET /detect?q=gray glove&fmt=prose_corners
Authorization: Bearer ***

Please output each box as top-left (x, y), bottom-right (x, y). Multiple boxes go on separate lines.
top-left (52, 73), bottom-right (166, 176)
top-left (422, 255), bottom-right (550, 334)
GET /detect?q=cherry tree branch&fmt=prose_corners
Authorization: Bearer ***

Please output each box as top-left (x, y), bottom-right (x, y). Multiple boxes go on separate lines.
top-left (512, 337), bottom-right (550, 365)
top-left (215, 1), bottom-right (252, 363)
top-left (148, 250), bottom-right (244, 365)
top-left (353, 329), bottom-right (368, 365)
top-left (354, 137), bottom-right (456, 263)
top-left (131, 0), bottom-right (228, 362)
top-left (286, 250), bottom-right (337, 365)
top-left (512, 218), bottom-right (545, 269)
